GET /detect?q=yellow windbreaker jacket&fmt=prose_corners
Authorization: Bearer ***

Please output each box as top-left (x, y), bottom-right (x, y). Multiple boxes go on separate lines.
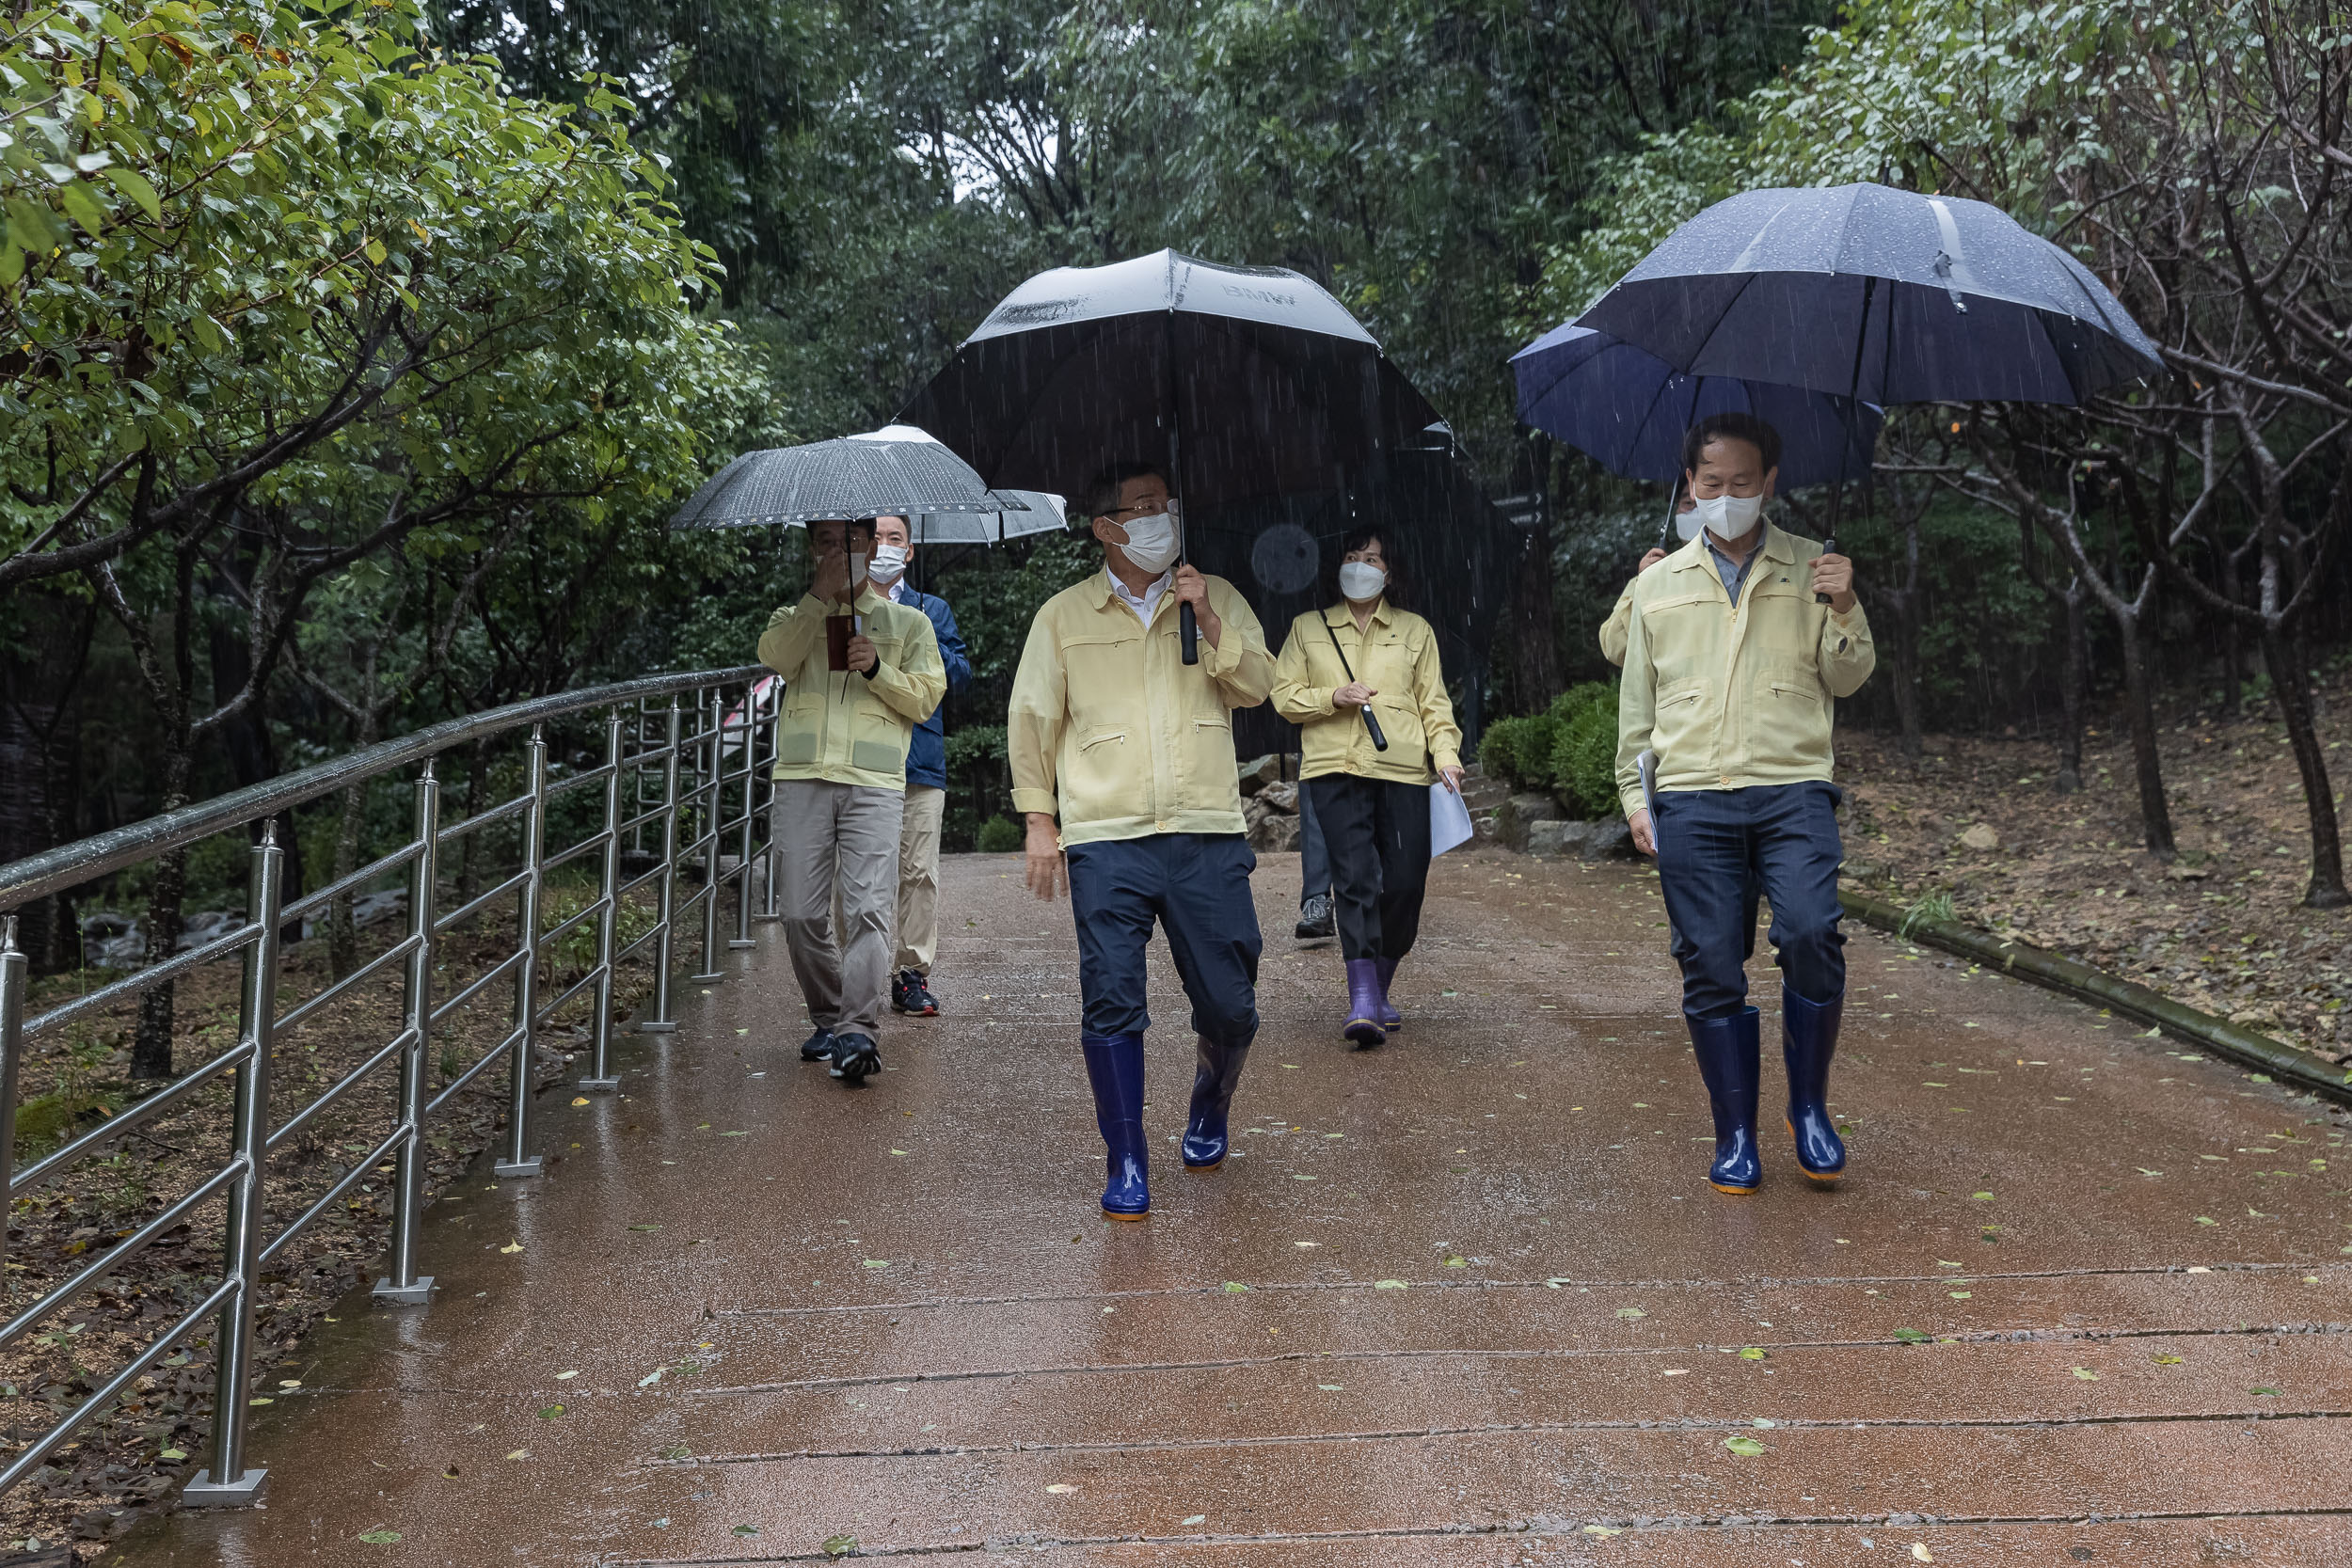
top-left (1008, 570), bottom-right (1275, 846)
top-left (1270, 599), bottom-right (1462, 784)
top-left (756, 585), bottom-right (946, 791)
top-left (1614, 524), bottom-right (1875, 818)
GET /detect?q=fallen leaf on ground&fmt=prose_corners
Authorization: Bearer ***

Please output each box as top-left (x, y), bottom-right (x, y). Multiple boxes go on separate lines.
top-left (1722, 1435), bottom-right (1766, 1456)
top-left (1045, 1482), bottom-right (1077, 1494)
top-left (500, 1241), bottom-right (523, 1254)
top-left (358, 1529), bottom-right (402, 1544)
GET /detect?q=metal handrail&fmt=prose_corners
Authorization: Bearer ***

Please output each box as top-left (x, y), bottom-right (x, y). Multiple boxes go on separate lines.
top-left (0, 664), bottom-right (780, 1510)
top-left (0, 667), bottom-right (763, 911)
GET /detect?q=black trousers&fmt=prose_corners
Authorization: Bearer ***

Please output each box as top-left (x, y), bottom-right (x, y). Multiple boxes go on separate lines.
top-left (1307, 773), bottom-right (1431, 962)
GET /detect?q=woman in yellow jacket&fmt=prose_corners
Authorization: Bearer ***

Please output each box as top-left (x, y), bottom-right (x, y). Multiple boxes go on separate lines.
top-left (1272, 529), bottom-right (1464, 1047)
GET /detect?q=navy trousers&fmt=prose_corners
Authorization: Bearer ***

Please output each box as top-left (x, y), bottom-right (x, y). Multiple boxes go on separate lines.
top-left (1653, 783), bottom-right (1846, 1020)
top-left (1064, 832), bottom-right (1263, 1047)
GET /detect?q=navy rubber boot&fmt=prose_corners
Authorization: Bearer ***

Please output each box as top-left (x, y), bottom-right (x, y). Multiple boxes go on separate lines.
top-left (1182, 1035), bottom-right (1251, 1170)
top-left (1687, 1008), bottom-right (1762, 1195)
top-left (1080, 1032), bottom-right (1150, 1218)
top-left (1782, 986), bottom-right (1849, 1180)
top-left (1343, 958), bottom-right (1387, 1048)
top-left (1374, 957), bottom-right (1403, 1031)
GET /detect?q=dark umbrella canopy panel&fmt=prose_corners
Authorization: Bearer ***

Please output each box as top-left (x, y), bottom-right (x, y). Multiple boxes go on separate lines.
top-left (900, 250), bottom-right (1443, 510)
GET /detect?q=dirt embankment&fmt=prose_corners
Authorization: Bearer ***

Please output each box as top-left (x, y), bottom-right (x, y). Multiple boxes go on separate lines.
top-left (1836, 682), bottom-right (2352, 1064)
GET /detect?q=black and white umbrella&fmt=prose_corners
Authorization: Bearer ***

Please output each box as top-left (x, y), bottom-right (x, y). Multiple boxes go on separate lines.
top-left (900, 249), bottom-right (1441, 659)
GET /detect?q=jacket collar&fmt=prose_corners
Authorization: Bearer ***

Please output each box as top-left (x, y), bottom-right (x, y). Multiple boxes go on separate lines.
top-left (1667, 518), bottom-right (1792, 576)
top-left (1322, 597), bottom-right (1392, 629)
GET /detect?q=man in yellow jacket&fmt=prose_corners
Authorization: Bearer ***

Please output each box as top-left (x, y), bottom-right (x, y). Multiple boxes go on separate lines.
top-left (757, 517), bottom-right (946, 1085)
top-left (1008, 462), bottom-right (1276, 1219)
top-left (1616, 413), bottom-right (1874, 1196)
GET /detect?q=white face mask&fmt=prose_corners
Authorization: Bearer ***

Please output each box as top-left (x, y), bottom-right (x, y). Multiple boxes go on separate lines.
top-left (1673, 505), bottom-right (1705, 542)
top-left (869, 543), bottom-right (911, 583)
top-left (1114, 506), bottom-right (1182, 576)
top-left (848, 550), bottom-right (871, 585)
top-left (1692, 492), bottom-right (1765, 542)
top-left (1337, 561), bottom-right (1388, 601)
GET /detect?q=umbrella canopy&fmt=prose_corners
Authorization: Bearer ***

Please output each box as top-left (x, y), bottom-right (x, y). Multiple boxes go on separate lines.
top-left (1575, 183), bottom-right (2163, 406)
top-left (669, 436), bottom-right (1032, 530)
top-left (898, 248), bottom-right (1442, 509)
top-left (847, 425), bottom-right (1066, 543)
top-left (1513, 324), bottom-right (1883, 489)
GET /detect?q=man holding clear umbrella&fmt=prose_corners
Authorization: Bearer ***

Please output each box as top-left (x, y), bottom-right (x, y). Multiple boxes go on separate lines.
top-left (757, 517), bottom-right (946, 1085)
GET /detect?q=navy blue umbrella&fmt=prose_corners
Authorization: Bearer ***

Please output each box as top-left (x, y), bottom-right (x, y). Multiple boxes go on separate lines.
top-left (1576, 182), bottom-right (2163, 591)
top-left (1512, 323), bottom-right (1883, 490)
top-left (1576, 182), bottom-right (2162, 404)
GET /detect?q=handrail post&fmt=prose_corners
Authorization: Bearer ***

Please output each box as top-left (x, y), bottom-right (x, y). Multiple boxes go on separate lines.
top-left (755, 678), bottom-right (781, 924)
top-left (184, 824), bottom-right (283, 1508)
top-left (638, 699), bottom-right (683, 1033)
top-left (374, 765), bottom-right (438, 1305)
top-left (730, 682), bottom-right (756, 949)
top-left (690, 687), bottom-right (725, 983)
top-left (496, 727), bottom-right (548, 1179)
top-left (0, 916), bottom-right (23, 1277)
top-left (580, 710), bottom-right (624, 1090)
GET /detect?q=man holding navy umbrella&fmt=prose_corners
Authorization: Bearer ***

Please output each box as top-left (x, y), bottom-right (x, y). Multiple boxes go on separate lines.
top-left (1617, 413), bottom-right (1874, 1195)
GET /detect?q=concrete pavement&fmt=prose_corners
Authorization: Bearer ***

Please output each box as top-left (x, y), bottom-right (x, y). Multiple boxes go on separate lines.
top-left (116, 847), bottom-right (2352, 1564)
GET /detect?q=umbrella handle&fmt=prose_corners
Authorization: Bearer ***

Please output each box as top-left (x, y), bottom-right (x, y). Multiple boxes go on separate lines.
top-left (1817, 533), bottom-right (1836, 605)
top-left (1181, 601), bottom-right (1200, 665)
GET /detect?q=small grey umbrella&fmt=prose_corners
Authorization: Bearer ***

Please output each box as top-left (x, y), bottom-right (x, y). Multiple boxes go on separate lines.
top-left (845, 426), bottom-right (1066, 543)
top-left (669, 436), bottom-right (1032, 530)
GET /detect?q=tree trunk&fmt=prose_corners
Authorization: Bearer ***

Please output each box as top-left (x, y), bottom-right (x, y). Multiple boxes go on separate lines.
top-left (328, 779), bottom-right (366, 980)
top-left (1882, 587), bottom-right (1924, 758)
top-left (1505, 516), bottom-right (1560, 713)
top-left (2114, 610), bottom-right (2176, 861)
top-left (2261, 622), bottom-right (2351, 908)
top-left (2056, 581), bottom-right (2088, 794)
top-left (2217, 542), bottom-right (2245, 718)
top-left (130, 740), bottom-right (194, 1082)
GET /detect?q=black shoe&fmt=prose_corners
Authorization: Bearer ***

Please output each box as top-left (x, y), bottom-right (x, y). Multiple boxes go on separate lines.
top-left (799, 1028), bottom-right (835, 1063)
top-left (829, 1033), bottom-right (882, 1084)
top-left (891, 969), bottom-right (939, 1016)
top-left (1294, 892), bottom-right (1335, 941)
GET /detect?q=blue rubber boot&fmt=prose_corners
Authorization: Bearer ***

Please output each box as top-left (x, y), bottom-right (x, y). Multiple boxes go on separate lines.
top-left (1182, 1035), bottom-right (1250, 1170)
top-left (1374, 957), bottom-right (1403, 1031)
top-left (1782, 986), bottom-right (1849, 1180)
top-left (1687, 1008), bottom-right (1762, 1195)
top-left (1343, 958), bottom-right (1387, 1048)
top-left (1080, 1032), bottom-right (1150, 1218)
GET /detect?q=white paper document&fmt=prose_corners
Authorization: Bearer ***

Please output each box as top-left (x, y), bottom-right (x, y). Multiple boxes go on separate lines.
top-left (1430, 781), bottom-right (1474, 857)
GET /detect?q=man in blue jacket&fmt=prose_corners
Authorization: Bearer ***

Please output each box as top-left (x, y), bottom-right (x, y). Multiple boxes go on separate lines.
top-left (868, 514), bottom-right (973, 1015)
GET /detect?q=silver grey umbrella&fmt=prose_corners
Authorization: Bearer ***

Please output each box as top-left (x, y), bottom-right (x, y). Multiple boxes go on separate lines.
top-left (845, 426), bottom-right (1066, 543)
top-left (669, 436), bottom-right (1033, 530)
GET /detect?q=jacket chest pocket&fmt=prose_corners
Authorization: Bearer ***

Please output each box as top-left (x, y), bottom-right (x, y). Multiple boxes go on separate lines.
top-left (1062, 630), bottom-right (1144, 728)
top-left (1642, 591), bottom-right (1724, 678)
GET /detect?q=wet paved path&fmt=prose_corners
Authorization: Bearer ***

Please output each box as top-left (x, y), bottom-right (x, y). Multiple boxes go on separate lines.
top-left (120, 849), bottom-right (2352, 1565)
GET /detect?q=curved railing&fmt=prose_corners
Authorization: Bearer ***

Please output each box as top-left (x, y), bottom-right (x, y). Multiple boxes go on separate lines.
top-left (0, 666), bottom-right (774, 1506)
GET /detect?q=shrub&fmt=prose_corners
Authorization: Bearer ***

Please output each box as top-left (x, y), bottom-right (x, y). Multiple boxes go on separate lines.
top-left (1476, 714), bottom-right (1561, 791)
top-left (1549, 700), bottom-right (1621, 817)
top-left (976, 815), bottom-right (1025, 853)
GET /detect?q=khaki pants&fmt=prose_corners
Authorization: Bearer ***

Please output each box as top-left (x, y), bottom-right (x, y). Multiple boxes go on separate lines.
top-left (772, 779), bottom-right (905, 1037)
top-left (895, 784), bottom-right (946, 976)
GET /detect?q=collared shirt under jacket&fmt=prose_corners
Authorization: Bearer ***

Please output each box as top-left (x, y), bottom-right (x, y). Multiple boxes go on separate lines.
top-left (1271, 598), bottom-right (1463, 785)
top-left (1009, 568), bottom-right (1276, 847)
top-left (1614, 523), bottom-right (1875, 819)
top-left (757, 584), bottom-right (946, 792)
